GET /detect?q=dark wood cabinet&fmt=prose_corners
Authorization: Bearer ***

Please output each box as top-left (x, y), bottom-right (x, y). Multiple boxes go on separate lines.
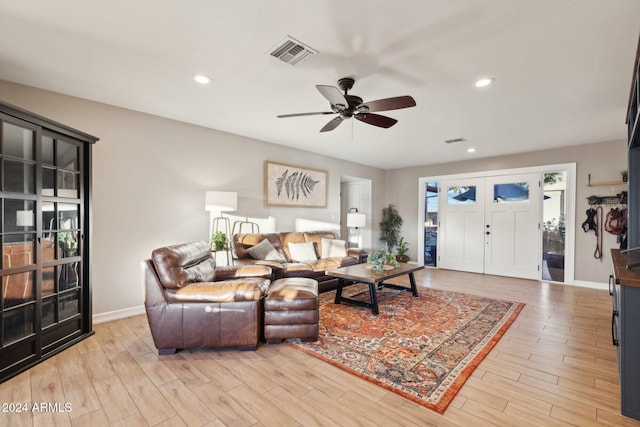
top-left (612, 33), bottom-right (640, 421)
top-left (0, 100), bottom-right (97, 383)
top-left (611, 250), bottom-right (640, 421)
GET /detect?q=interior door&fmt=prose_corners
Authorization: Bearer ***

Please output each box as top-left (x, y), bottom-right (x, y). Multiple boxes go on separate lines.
top-left (438, 178), bottom-right (485, 273)
top-left (484, 174), bottom-right (541, 279)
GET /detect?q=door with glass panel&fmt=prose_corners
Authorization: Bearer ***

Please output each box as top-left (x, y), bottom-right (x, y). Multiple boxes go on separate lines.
top-left (437, 174), bottom-right (541, 280)
top-left (438, 178), bottom-right (485, 273)
top-left (484, 174), bottom-right (540, 279)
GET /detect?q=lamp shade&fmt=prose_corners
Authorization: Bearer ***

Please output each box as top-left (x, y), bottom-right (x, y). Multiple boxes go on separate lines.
top-left (347, 212), bottom-right (366, 228)
top-left (16, 210), bottom-right (34, 227)
top-left (205, 191), bottom-right (237, 212)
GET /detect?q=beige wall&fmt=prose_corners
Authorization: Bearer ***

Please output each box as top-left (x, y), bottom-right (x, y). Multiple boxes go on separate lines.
top-left (0, 80), bottom-right (385, 316)
top-left (385, 140), bottom-right (628, 283)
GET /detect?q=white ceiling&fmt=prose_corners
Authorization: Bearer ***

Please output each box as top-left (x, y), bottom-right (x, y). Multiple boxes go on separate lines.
top-left (0, 1), bottom-right (638, 169)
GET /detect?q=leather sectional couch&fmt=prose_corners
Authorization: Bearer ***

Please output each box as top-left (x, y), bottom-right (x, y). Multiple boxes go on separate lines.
top-left (233, 231), bottom-right (367, 292)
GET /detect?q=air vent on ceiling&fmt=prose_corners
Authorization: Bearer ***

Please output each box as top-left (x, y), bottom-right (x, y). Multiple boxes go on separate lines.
top-left (269, 36), bottom-right (318, 65)
top-left (444, 138), bottom-right (467, 144)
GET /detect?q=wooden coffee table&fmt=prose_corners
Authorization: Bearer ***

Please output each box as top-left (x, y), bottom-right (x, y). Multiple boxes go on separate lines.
top-left (326, 262), bottom-right (424, 315)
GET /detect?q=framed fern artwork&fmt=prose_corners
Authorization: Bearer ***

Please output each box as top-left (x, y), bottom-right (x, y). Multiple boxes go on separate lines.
top-left (264, 160), bottom-right (327, 207)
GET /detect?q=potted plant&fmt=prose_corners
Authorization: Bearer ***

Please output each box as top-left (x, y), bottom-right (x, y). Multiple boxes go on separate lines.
top-left (379, 204), bottom-right (403, 252)
top-left (368, 249), bottom-right (400, 272)
top-left (622, 170), bottom-right (628, 182)
top-left (58, 231), bottom-right (77, 249)
top-left (211, 231), bottom-right (229, 252)
top-left (396, 237), bottom-right (410, 262)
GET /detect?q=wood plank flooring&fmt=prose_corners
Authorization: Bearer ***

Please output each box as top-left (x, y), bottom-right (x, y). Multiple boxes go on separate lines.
top-left (1, 269), bottom-right (639, 426)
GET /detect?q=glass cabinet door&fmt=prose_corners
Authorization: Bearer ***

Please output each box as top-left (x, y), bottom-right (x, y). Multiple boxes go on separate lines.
top-left (1, 116), bottom-right (38, 369)
top-left (40, 132), bottom-right (84, 351)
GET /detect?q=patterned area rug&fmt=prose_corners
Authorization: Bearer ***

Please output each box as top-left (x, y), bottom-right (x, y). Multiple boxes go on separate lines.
top-left (287, 284), bottom-right (524, 413)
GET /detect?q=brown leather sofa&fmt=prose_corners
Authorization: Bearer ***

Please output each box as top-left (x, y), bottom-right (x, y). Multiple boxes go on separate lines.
top-left (233, 231), bottom-right (367, 293)
top-left (142, 240), bottom-right (272, 354)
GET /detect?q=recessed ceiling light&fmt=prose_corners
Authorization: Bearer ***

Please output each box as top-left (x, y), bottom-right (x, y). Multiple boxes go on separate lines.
top-left (474, 77), bottom-right (494, 88)
top-left (467, 147), bottom-right (476, 153)
top-left (194, 75), bottom-right (212, 85)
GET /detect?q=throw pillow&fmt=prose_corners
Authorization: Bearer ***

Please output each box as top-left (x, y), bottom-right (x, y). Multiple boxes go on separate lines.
top-left (288, 242), bottom-right (318, 262)
top-left (321, 238), bottom-right (347, 258)
top-left (247, 239), bottom-right (286, 262)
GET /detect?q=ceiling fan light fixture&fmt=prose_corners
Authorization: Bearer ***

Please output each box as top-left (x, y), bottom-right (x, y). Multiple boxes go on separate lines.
top-left (278, 77), bottom-right (416, 132)
top-left (474, 77), bottom-right (495, 88)
top-left (194, 75), bottom-right (212, 85)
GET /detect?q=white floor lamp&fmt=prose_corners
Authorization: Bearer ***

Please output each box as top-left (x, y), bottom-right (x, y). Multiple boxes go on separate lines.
top-left (205, 191), bottom-right (237, 265)
top-left (346, 208), bottom-right (366, 248)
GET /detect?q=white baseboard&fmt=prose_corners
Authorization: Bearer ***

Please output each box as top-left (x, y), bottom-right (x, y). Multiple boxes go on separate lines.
top-left (93, 305), bottom-right (145, 324)
top-left (572, 280), bottom-right (608, 291)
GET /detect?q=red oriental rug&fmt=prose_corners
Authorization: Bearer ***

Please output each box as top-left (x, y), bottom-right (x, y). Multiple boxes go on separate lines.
top-left (286, 284), bottom-right (524, 414)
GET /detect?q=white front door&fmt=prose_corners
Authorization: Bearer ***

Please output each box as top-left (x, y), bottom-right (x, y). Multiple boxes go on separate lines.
top-left (484, 174), bottom-right (541, 279)
top-left (438, 178), bottom-right (485, 273)
top-left (438, 174), bottom-right (541, 279)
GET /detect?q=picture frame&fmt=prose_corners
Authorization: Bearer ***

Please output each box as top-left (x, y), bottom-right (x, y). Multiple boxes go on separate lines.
top-left (264, 160), bottom-right (327, 207)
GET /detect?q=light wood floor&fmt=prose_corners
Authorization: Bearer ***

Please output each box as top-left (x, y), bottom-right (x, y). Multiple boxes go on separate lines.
top-left (1, 269), bottom-right (639, 427)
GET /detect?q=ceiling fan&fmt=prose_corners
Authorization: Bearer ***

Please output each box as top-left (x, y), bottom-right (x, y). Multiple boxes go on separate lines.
top-left (277, 77), bottom-right (416, 132)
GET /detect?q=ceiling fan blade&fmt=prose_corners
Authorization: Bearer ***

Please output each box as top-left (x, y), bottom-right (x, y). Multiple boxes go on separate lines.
top-left (359, 96), bottom-right (416, 113)
top-left (320, 117), bottom-right (343, 132)
top-left (277, 111), bottom-right (335, 118)
top-left (316, 85), bottom-right (348, 108)
top-left (354, 113), bottom-right (398, 128)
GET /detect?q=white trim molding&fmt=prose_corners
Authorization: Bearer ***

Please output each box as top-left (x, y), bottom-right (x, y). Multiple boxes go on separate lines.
top-left (93, 305), bottom-right (146, 324)
top-left (571, 280), bottom-right (608, 291)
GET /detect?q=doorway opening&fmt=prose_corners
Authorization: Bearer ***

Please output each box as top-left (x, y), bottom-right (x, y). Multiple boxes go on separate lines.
top-left (542, 171), bottom-right (568, 282)
top-left (340, 176), bottom-right (372, 250)
top-left (424, 182), bottom-right (438, 267)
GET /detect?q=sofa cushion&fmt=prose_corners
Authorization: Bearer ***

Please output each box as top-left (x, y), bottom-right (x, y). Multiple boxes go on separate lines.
top-left (282, 262), bottom-right (314, 278)
top-left (151, 241), bottom-right (215, 289)
top-left (164, 279), bottom-right (265, 303)
top-left (321, 238), bottom-right (347, 258)
top-left (247, 239), bottom-right (286, 262)
top-left (288, 242), bottom-right (317, 262)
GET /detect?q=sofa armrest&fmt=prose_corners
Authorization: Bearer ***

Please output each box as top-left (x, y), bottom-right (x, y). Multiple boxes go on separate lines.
top-left (215, 265), bottom-right (272, 281)
top-left (347, 248), bottom-right (369, 264)
top-left (142, 259), bottom-right (171, 308)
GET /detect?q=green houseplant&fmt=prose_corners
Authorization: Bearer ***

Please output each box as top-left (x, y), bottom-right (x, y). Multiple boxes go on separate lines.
top-left (379, 204), bottom-right (403, 252)
top-left (211, 231), bottom-right (229, 252)
top-left (395, 237), bottom-right (410, 262)
top-left (368, 249), bottom-right (400, 272)
top-left (58, 231), bottom-right (77, 249)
